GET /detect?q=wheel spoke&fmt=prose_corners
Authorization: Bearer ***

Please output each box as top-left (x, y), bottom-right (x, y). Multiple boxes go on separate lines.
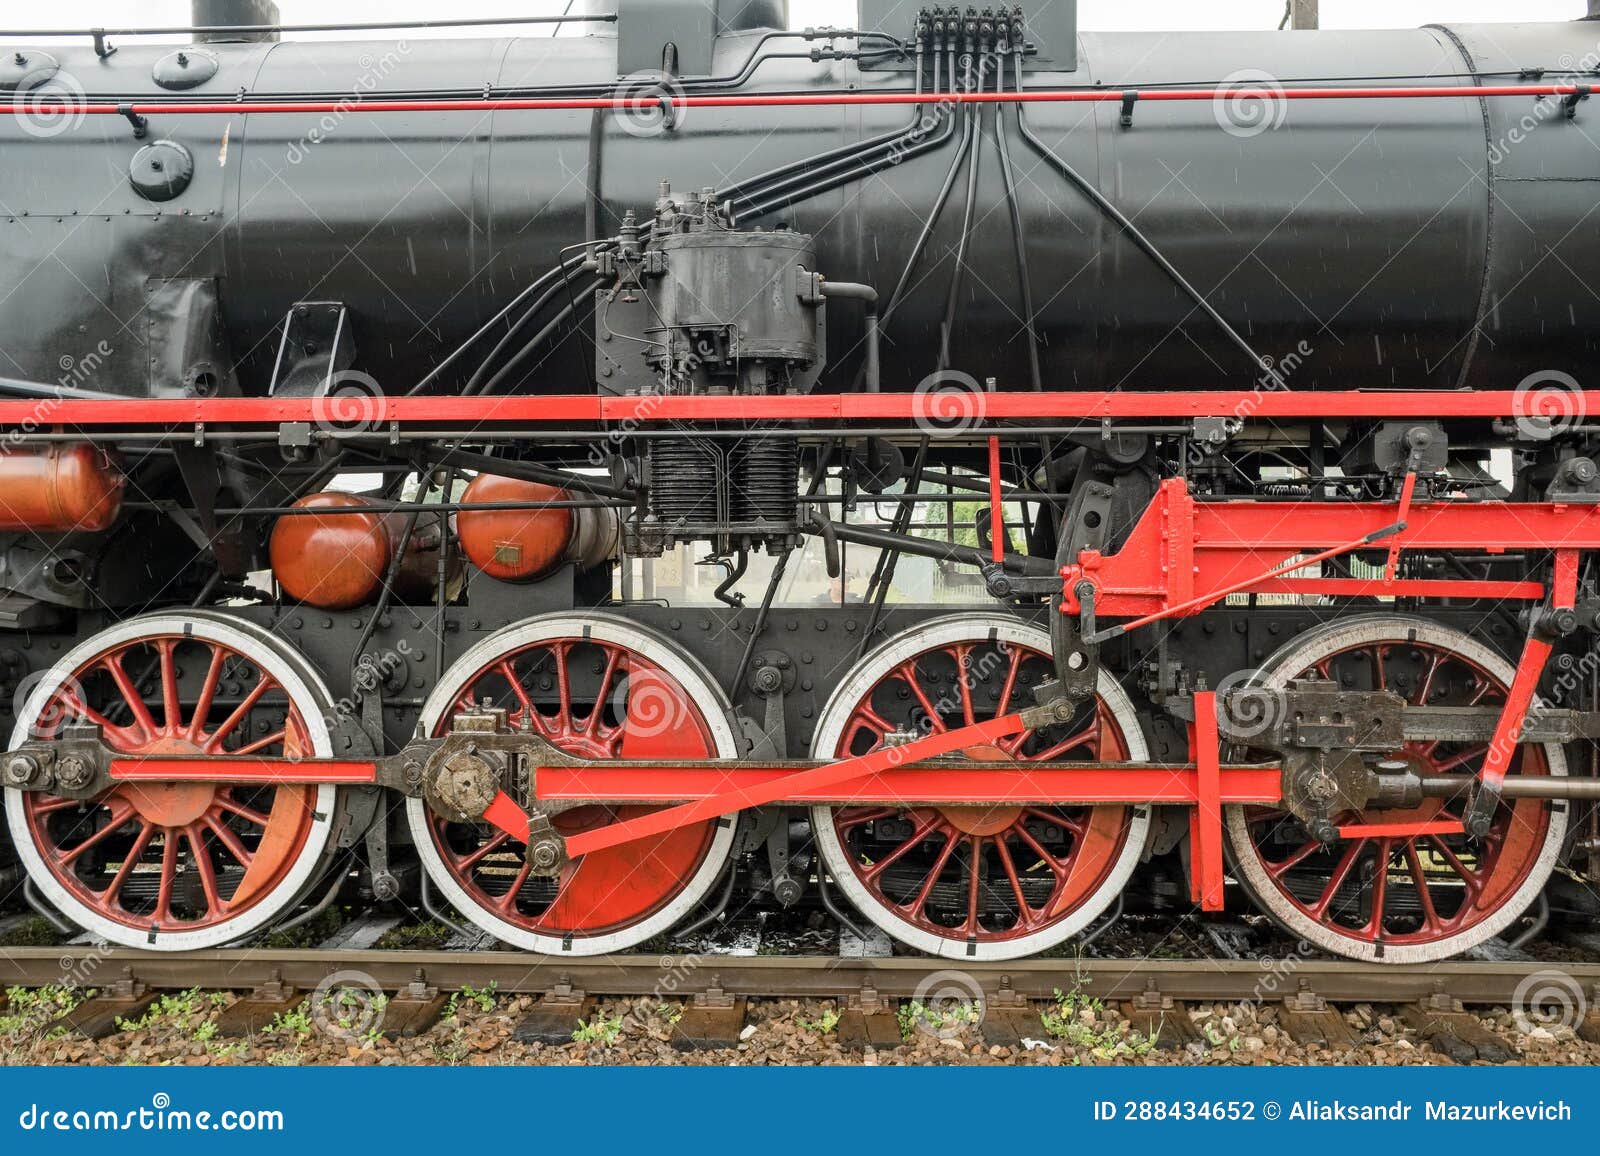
top-left (101, 653), bottom-right (157, 741)
top-left (861, 814), bottom-right (940, 882)
top-left (1265, 838), bottom-right (1322, 879)
top-left (101, 822), bottom-right (156, 909)
top-left (156, 639), bottom-right (182, 733)
top-left (497, 661), bottom-right (536, 727)
top-left (1413, 651), bottom-right (1443, 706)
top-left (152, 832), bottom-right (179, 925)
top-left (1012, 821), bottom-right (1067, 879)
top-left (187, 645), bottom-right (227, 740)
top-left (901, 833), bottom-right (959, 916)
top-left (897, 661), bottom-right (947, 732)
top-left (552, 643), bottom-right (573, 730)
top-left (58, 803), bottom-right (138, 867)
top-left (201, 678), bottom-right (275, 753)
top-left (214, 795), bottom-right (271, 828)
top-left (1404, 840), bottom-right (1441, 934)
top-left (455, 830), bottom-right (514, 871)
top-left (1307, 839), bottom-right (1366, 919)
top-left (1032, 724), bottom-right (1098, 762)
top-left (202, 814), bottom-right (256, 869)
top-left (1428, 835), bottom-right (1486, 898)
top-left (993, 647), bottom-right (1024, 716)
top-left (953, 644), bottom-right (976, 728)
top-left (993, 835), bottom-right (1034, 916)
top-left (185, 824), bottom-right (226, 916)
top-left (230, 729), bottom-right (287, 757)
top-left (1365, 838), bottom-right (1392, 934)
top-left (963, 836), bottom-right (982, 931)
top-left (585, 647), bottom-right (624, 735)
top-left (495, 862), bottom-right (533, 912)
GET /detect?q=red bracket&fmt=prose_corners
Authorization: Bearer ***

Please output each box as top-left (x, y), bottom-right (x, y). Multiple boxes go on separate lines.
top-left (1189, 691), bottom-right (1226, 912)
top-left (1465, 547), bottom-right (1580, 835)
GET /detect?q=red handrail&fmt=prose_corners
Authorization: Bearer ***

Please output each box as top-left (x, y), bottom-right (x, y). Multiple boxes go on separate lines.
top-left (11, 82), bottom-right (1593, 119)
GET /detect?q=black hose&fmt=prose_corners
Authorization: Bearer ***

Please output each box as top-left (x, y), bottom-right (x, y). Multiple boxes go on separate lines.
top-left (409, 251), bottom-right (597, 396)
top-left (463, 267), bottom-right (589, 395)
top-left (476, 279), bottom-right (605, 396)
top-left (996, 51), bottom-right (1042, 391)
top-left (719, 35), bottom-right (928, 208)
top-left (1012, 49), bottom-right (1286, 389)
top-left (937, 49), bottom-right (985, 372)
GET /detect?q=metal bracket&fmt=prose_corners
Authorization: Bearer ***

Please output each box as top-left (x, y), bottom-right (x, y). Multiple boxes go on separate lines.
top-left (117, 103), bottom-right (147, 139)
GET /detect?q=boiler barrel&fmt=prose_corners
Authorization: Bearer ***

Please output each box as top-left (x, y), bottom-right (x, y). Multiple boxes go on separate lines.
top-left (1, 20), bottom-right (1597, 396)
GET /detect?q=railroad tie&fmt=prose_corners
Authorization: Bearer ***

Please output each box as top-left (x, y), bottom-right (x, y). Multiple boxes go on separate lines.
top-left (1120, 982), bottom-right (1202, 1051)
top-left (1400, 995), bottom-right (1514, 1063)
top-left (56, 968), bottom-right (156, 1040)
top-left (211, 976), bottom-right (301, 1037)
top-left (1275, 987), bottom-right (1357, 1051)
top-left (835, 982), bottom-right (901, 1049)
top-left (510, 977), bottom-right (595, 1046)
top-left (671, 979), bottom-right (748, 1052)
top-left (381, 971), bottom-right (450, 1039)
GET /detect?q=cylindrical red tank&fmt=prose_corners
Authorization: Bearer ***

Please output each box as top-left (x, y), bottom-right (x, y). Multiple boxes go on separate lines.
top-left (270, 493), bottom-right (388, 610)
top-left (270, 492), bottom-right (448, 610)
top-left (456, 474), bottom-right (617, 583)
top-left (0, 444), bottom-right (124, 533)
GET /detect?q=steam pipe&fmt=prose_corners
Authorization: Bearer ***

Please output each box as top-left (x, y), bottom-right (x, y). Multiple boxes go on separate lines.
top-left (821, 281), bottom-right (880, 392)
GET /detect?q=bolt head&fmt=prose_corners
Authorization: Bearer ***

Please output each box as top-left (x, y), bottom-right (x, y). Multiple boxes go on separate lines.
top-left (3, 753), bottom-right (38, 786)
top-left (55, 754), bottom-right (90, 787)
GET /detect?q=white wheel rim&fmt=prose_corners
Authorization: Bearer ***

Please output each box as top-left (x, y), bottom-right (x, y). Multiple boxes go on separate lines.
top-left (406, 612), bottom-right (740, 955)
top-left (809, 613), bottom-right (1151, 961)
top-left (1223, 615), bottom-right (1568, 964)
top-left (4, 613), bottom-right (339, 951)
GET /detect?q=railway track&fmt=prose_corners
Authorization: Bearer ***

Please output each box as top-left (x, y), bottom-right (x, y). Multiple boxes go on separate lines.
top-left (8, 945), bottom-right (1598, 1004)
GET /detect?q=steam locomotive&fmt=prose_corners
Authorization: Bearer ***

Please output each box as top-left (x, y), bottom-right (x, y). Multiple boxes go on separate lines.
top-left (2, 0), bottom-right (1600, 964)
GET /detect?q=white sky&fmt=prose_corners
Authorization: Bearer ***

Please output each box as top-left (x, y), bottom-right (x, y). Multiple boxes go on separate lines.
top-left (5, 1), bottom-right (1587, 39)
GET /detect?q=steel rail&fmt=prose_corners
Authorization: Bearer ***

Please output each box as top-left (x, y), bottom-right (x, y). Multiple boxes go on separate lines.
top-left (6, 947), bottom-right (1597, 1005)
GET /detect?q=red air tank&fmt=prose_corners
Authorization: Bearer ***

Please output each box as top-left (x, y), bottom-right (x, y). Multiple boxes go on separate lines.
top-left (270, 492), bottom-right (447, 610)
top-left (0, 444), bottom-right (124, 532)
top-left (455, 474), bottom-right (617, 582)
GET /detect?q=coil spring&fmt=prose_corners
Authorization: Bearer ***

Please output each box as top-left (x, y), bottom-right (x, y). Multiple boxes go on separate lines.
top-left (732, 436), bottom-right (798, 528)
top-left (648, 439), bottom-right (722, 525)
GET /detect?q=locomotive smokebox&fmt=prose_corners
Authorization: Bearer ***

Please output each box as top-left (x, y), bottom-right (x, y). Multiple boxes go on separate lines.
top-left (191, 0), bottom-right (280, 43)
